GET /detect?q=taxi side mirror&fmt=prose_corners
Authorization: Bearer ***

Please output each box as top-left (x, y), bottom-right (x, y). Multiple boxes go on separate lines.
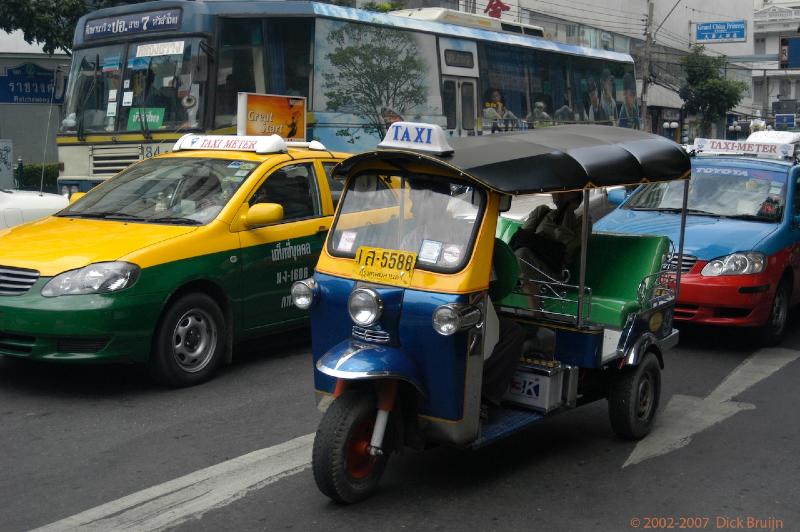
top-left (69, 192), bottom-right (86, 204)
top-left (246, 203), bottom-right (283, 228)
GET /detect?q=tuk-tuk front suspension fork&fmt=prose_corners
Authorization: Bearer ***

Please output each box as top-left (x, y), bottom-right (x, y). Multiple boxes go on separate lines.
top-left (334, 378), bottom-right (398, 456)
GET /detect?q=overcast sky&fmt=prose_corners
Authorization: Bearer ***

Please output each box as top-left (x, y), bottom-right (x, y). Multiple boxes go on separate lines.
top-left (0, 31), bottom-right (67, 55)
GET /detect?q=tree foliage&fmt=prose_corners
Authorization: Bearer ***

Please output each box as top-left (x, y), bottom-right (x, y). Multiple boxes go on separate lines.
top-left (0, 0), bottom-right (128, 55)
top-left (679, 45), bottom-right (747, 135)
top-left (323, 23), bottom-right (427, 141)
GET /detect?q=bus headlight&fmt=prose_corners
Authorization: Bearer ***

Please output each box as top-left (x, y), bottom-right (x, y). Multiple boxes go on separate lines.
top-left (291, 278), bottom-right (318, 309)
top-left (348, 288), bottom-right (382, 326)
top-left (41, 262), bottom-right (140, 297)
top-left (432, 304), bottom-right (482, 336)
top-left (700, 252), bottom-right (766, 276)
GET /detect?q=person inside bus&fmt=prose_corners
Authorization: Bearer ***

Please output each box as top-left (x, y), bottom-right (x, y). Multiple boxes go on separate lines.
top-left (510, 191), bottom-right (590, 308)
top-left (526, 101), bottom-right (551, 127)
top-left (617, 73), bottom-right (640, 129)
top-left (600, 69), bottom-right (618, 125)
top-left (583, 77), bottom-right (609, 124)
top-left (483, 88), bottom-right (517, 132)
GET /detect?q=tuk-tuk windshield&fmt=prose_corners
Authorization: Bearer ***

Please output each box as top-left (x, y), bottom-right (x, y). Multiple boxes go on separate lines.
top-left (329, 174), bottom-right (485, 273)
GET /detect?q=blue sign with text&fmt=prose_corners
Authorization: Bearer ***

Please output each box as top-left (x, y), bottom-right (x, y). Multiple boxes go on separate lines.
top-left (775, 114), bottom-right (796, 129)
top-left (84, 9), bottom-right (181, 40)
top-left (0, 63), bottom-right (65, 104)
top-left (696, 21), bottom-right (747, 43)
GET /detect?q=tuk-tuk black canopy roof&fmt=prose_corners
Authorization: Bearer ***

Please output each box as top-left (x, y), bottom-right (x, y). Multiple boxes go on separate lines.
top-left (334, 125), bottom-right (691, 194)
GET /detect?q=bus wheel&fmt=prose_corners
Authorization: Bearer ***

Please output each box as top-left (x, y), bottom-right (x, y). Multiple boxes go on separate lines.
top-left (608, 351), bottom-right (661, 440)
top-left (313, 390), bottom-right (388, 503)
top-left (149, 293), bottom-right (226, 387)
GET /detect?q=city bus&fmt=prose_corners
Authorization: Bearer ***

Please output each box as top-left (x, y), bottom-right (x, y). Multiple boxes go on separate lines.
top-left (57, 0), bottom-right (638, 193)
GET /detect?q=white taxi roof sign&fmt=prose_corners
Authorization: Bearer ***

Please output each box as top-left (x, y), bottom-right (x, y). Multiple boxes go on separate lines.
top-left (378, 122), bottom-right (454, 155)
top-left (692, 138), bottom-right (795, 160)
top-left (173, 134), bottom-right (287, 154)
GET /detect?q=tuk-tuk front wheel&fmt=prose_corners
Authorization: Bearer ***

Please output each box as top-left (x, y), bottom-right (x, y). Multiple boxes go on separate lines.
top-left (608, 351), bottom-right (661, 440)
top-left (313, 390), bottom-right (388, 503)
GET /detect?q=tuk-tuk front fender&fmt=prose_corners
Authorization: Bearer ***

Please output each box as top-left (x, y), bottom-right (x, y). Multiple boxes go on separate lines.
top-left (316, 339), bottom-right (426, 397)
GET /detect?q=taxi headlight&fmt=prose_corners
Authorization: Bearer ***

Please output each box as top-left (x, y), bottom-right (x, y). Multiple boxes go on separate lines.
top-left (432, 304), bottom-right (482, 336)
top-left (700, 252), bottom-right (766, 276)
top-left (291, 278), bottom-right (317, 310)
top-left (348, 288), bottom-right (382, 326)
top-left (41, 262), bottom-right (140, 297)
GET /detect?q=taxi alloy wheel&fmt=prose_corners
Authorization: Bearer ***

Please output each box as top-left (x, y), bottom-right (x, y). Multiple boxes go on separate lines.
top-left (608, 351), bottom-right (661, 440)
top-left (312, 390), bottom-right (388, 503)
top-left (150, 293), bottom-right (226, 387)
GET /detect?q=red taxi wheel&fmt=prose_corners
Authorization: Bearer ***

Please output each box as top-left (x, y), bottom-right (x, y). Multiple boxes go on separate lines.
top-left (608, 352), bottom-right (661, 440)
top-left (754, 279), bottom-right (790, 347)
top-left (312, 390), bottom-right (388, 503)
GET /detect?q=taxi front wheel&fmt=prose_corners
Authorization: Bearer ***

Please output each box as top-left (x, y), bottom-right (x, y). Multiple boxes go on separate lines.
top-left (149, 293), bottom-right (226, 387)
top-left (312, 390), bottom-right (388, 503)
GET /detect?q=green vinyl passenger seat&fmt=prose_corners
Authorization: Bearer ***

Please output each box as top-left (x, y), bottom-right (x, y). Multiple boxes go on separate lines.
top-left (495, 217), bottom-right (669, 328)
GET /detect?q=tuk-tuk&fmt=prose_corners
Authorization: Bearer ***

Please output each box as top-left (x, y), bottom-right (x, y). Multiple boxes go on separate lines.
top-left (291, 123), bottom-right (691, 503)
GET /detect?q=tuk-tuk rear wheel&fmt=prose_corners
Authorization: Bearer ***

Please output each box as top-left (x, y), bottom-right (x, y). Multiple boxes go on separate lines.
top-left (312, 390), bottom-right (388, 503)
top-left (608, 351), bottom-right (661, 440)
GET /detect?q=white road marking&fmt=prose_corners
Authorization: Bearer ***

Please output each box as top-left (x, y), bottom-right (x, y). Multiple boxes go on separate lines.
top-left (33, 433), bottom-right (315, 532)
top-left (624, 347), bottom-right (799, 467)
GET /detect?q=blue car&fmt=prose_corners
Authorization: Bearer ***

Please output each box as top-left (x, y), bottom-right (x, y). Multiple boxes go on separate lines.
top-left (597, 140), bottom-right (800, 345)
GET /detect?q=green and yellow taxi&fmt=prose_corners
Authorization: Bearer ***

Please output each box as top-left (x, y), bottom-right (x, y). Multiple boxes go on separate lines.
top-left (0, 134), bottom-right (349, 386)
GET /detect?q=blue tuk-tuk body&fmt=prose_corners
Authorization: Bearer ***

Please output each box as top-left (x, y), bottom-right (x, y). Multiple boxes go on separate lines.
top-left (293, 123), bottom-right (691, 503)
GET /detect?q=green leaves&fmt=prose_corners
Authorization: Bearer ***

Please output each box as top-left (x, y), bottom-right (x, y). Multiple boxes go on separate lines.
top-left (679, 45), bottom-right (747, 135)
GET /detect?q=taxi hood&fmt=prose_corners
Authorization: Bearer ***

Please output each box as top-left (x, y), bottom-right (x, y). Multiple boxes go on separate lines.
top-left (595, 209), bottom-right (780, 260)
top-left (0, 216), bottom-right (198, 276)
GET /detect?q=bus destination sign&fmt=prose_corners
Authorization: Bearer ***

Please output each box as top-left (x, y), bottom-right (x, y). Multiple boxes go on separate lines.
top-left (85, 9), bottom-right (182, 40)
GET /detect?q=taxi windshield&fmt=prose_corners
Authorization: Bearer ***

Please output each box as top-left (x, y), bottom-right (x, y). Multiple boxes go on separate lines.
top-left (624, 165), bottom-right (789, 223)
top-left (329, 174), bottom-right (485, 273)
top-left (58, 157), bottom-right (258, 225)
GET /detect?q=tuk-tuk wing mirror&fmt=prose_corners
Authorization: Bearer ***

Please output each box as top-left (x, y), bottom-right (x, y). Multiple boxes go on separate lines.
top-left (499, 195), bottom-right (512, 212)
top-left (246, 203), bottom-right (283, 228)
top-left (607, 188), bottom-right (628, 206)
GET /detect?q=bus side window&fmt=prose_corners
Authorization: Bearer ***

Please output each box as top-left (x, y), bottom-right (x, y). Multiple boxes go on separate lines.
top-left (215, 19), bottom-right (266, 127)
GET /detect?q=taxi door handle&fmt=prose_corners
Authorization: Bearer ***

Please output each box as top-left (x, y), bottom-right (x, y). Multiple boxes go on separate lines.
top-left (316, 225), bottom-right (329, 235)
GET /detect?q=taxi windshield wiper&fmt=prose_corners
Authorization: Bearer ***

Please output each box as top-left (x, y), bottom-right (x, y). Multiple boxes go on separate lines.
top-left (631, 207), bottom-right (719, 216)
top-left (60, 211), bottom-right (146, 221)
top-left (147, 216), bottom-right (202, 225)
top-left (723, 213), bottom-right (777, 223)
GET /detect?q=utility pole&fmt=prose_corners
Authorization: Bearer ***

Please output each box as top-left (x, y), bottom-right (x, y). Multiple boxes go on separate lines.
top-left (640, 0), bottom-right (654, 133)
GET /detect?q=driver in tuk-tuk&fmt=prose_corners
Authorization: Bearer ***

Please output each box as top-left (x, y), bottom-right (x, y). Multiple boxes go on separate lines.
top-left (510, 191), bottom-right (590, 306)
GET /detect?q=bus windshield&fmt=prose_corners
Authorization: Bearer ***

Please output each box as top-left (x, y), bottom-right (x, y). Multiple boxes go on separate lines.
top-left (329, 174), bottom-right (484, 273)
top-left (61, 38), bottom-right (207, 134)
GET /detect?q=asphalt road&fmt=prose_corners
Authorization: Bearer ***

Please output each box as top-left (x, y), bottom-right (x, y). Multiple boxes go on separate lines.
top-left (2, 319), bottom-right (799, 532)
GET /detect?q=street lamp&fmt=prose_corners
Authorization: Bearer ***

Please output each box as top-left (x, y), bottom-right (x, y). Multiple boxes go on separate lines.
top-left (728, 120), bottom-right (742, 140)
top-left (663, 121), bottom-right (679, 140)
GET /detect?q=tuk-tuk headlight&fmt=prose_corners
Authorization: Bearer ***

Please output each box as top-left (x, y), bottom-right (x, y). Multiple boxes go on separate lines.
top-left (700, 252), bottom-right (766, 276)
top-left (348, 288), bottom-right (383, 326)
top-left (291, 278), bottom-right (318, 309)
top-left (432, 304), bottom-right (482, 336)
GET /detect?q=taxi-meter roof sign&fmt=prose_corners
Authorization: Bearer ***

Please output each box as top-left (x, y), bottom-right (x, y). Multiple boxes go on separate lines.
top-left (693, 138), bottom-right (795, 160)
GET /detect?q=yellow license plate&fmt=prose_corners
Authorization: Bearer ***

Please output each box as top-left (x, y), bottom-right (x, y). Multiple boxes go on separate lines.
top-left (353, 246), bottom-right (417, 287)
